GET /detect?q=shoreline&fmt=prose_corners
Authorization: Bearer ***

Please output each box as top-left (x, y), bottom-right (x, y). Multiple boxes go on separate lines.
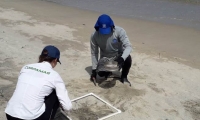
top-left (43, 0), bottom-right (200, 31)
top-left (1, 0), bottom-right (200, 69)
top-left (1, 0), bottom-right (200, 120)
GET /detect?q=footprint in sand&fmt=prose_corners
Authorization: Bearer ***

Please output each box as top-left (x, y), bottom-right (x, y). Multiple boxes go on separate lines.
top-left (183, 100), bottom-right (200, 120)
top-left (148, 83), bottom-right (165, 93)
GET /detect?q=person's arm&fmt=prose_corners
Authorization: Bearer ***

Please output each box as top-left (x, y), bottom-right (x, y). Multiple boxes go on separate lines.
top-left (54, 74), bottom-right (72, 111)
top-left (90, 33), bottom-right (99, 70)
top-left (118, 28), bottom-right (132, 60)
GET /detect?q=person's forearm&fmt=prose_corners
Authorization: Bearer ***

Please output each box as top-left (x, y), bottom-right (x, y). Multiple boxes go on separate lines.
top-left (121, 46), bottom-right (132, 60)
top-left (91, 54), bottom-right (98, 69)
top-left (57, 90), bottom-right (72, 111)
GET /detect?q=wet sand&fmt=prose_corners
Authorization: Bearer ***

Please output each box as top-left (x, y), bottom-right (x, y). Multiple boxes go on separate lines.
top-left (1, 0), bottom-right (200, 120)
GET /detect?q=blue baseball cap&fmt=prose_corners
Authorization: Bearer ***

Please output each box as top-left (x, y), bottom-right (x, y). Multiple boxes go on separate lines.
top-left (94, 14), bottom-right (114, 34)
top-left (41, 45), bottom-right (61, 64)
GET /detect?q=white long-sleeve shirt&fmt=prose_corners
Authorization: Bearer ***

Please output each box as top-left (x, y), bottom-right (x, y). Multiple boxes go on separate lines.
top-left (5, 62), bottom-right (72, 119)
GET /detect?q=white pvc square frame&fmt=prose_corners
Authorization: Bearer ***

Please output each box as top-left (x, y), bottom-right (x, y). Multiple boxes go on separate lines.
top-left (61, 93), bottom-right (121, 120)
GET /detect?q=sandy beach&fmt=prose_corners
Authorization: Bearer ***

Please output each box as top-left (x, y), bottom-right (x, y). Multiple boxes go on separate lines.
top-left (0, 0), bottom-right (200, 120)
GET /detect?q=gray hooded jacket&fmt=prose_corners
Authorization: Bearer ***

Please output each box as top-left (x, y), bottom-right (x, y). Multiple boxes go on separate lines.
top-left (90, 26), bottom-right (132, 70)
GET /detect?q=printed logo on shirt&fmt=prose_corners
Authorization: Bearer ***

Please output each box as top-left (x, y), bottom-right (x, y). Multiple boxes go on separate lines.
top-left (102, 24), bottom-right (106, 28)
top-left (25, 66), bottom-right (51, 75)
top-left (112, 39), bottom-right (118, 43)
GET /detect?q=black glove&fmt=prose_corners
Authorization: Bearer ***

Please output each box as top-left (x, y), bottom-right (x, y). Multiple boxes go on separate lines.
top-left (115, 57), bottom-right (124, 70)
top-left (90, 69), bottom-right (97, 81)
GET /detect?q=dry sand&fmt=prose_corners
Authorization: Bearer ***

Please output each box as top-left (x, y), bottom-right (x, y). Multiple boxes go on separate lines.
top-left (0, 0), bottom-right (200, 120)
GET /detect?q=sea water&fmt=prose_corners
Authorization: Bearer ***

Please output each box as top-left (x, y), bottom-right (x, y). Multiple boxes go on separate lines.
top-left (43, 0), bottom-right (200, 30)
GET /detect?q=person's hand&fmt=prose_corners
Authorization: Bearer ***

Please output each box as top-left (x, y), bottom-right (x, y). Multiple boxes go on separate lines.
top-left (90, 69), bottom-right (97, 86)
top-left (60, 104), bottom-right (64, 111)
top-left (115, 56), bottom-right (124, 70)
top-left (90, 69), bottom-right (96, 81)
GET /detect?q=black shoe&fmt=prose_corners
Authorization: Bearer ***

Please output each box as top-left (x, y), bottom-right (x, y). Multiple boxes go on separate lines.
top-left (120, 77), bottom-right (131, 86)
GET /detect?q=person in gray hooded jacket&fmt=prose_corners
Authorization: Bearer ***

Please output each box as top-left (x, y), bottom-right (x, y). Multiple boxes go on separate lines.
top-left (90, 14), bottom-right (132, 84)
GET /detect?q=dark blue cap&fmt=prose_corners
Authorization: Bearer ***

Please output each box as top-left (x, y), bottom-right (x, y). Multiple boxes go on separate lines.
top-left (94, 14), bottom-right (114, 34)
top-left (41, 45), bottom-right (61, 64)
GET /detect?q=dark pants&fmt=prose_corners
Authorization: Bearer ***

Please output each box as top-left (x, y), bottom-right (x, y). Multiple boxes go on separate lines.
top-left (6, 90), bottom-right (59, 120)
top-left (98, 55), bottom-right (132, 78)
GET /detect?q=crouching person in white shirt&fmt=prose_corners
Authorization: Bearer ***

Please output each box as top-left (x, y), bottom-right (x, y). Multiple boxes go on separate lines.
top-left (5, 45), bottom-right (72, 120)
